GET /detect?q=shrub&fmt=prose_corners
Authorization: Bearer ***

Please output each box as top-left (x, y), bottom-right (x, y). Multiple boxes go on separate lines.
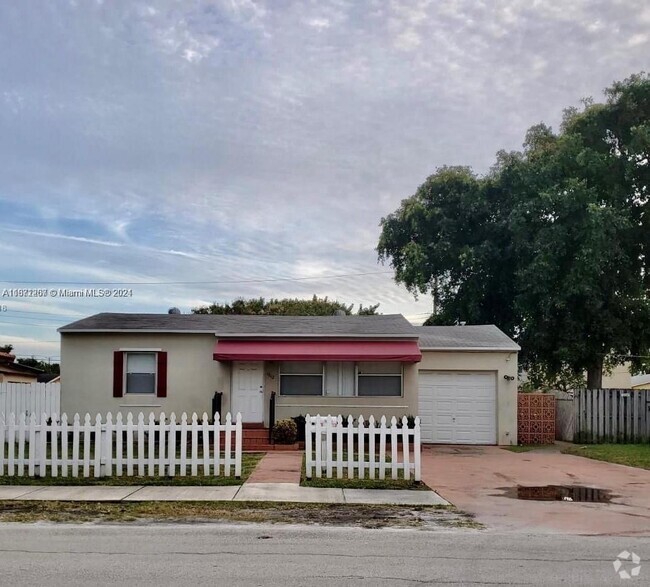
top-left (396, 415), bottom-right (417, 429)
top-left (272, 419), bottom-right (298, 444)
top-left (291, 415), bottom-right (306, 442)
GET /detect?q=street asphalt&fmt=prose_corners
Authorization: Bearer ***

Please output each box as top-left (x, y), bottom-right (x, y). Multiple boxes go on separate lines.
top-left (0, 523), bottom-right (648, 585)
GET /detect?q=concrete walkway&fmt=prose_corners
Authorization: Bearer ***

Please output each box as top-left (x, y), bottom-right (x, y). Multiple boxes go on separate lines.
top-left (0, 484), bottom-right (449, 505)
top-left (245, 451), bottom-right (303, 484)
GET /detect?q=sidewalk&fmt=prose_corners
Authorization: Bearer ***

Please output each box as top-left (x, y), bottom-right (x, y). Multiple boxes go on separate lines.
top-left (0, 484), bottom-right (450, 505)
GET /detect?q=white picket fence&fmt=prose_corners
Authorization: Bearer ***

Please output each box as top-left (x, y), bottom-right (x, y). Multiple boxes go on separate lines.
top-left (0, 411), bottom-right (242, 478)
top-left (305, 414), bottom-right (421, 481)
top-left (0, 382), bottom-right (60, 424)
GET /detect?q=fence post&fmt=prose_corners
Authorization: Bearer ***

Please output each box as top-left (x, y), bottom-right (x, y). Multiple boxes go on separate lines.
top-left (224, 413), bottom-right (232, 477)
top-left (305, 414), bottom-right (312, 479)
top-left (169, 412), bottom-right (177, 477)
top-left (212, 412), bottom-right (220, 477)
top-left (390, 416), bottom-right (398, 480)
top-left (158, 412), bottom-right (167, 477)
top-left (315, 414), bottom-right (322, 478)
top-left (358, 416), bottom-right (365, 481)
top-left (379, 416), bottom-right (387, 480)
top-left (401, 416), bottom-right (410, 481)
top-left (103, 412), bottom-right (113, 477)
top-left (414, 416), bottom-right (421, 482)
top-left (93, 414), bottom-right (102, 478)
top-left (234, 413), bottom-right (242, 479)
top-left (148, 413), bottom-right (156, 477)
top-left (51, 412), bottom-right (59, 478)
top-left (368, 416), bottom-right (376, 480)
top-left (325, 415), bottom-right (333, 479)
top-left (202, 412), bottom-right (210, 477)
top-left (0, 413), bottom-right (5, 476)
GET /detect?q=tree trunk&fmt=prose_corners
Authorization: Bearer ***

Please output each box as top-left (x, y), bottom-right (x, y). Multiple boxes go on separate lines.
top-left (586, 358), bottom-right (603, 389)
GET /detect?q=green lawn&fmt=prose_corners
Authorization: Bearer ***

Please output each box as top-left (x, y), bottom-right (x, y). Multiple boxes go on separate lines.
top-left (0, 453), bottom-right (264, 485)
top-left (562, 444), bottom-right (650, 469)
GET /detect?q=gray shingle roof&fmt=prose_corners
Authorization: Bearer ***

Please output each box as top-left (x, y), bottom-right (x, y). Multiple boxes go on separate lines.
top-left (59, 313), bottom-right (520, 350)
top-left (415, 325), bottom-right (520, 350)
top-left (59, 313), bottom-right (417, 338)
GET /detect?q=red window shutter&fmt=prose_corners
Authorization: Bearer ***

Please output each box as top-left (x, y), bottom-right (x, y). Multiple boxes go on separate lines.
top-left (157, 352), bottom-right (168, 398)
top-left (113, 351), bottom-right (124, 398)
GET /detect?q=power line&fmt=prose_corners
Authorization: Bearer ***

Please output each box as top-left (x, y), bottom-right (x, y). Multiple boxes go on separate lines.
top-left (0, 270), bottom-right (393, 286)
top-left (0, 320), bottom-right (60, 329)
top-left (2, 309), bottom-right (83, 317)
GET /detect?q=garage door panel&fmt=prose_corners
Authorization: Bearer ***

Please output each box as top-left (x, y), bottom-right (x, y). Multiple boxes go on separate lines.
top-left (418, 371), bottom-right (497, 444)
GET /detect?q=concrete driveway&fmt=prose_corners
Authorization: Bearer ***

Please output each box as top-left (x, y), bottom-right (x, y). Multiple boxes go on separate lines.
top-left (420, 444), bottom-right (650, 536)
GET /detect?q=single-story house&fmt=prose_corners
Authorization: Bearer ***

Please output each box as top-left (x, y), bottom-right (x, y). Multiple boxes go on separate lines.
top-left (0, 352), bottom-right (42, 384)
top-left (631, 374), bottom-right (650, 390)
top-left (58, 313), bottom-right (519, 445)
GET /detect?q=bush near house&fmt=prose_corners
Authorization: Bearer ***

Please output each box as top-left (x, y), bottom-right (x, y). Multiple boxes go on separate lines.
top-left (272, 419), bottom-right (298, 444)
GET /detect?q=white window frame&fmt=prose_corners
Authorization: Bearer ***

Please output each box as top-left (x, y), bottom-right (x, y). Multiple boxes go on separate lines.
top-left (355, 364), bottom-right (404, 398)
top-left (279, 362), bottom-right (325, 396)
top-left (124, 351), bottom-right (158, 395)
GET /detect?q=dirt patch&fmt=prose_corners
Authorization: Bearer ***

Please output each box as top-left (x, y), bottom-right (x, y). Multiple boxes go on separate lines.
top-left (0, 500), bottom-right (479, 529)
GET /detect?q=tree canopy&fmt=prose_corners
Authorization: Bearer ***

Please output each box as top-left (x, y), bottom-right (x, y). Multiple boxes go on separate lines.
top-left (192, 295), bottom-right (380, 316)
top-left (378, 73), bottom-right (650, 388)
top-left (16, 357), bottom-right (60, 375)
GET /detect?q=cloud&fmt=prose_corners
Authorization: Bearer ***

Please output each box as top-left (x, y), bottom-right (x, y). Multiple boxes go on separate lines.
top-left (0, 0), bottom-right (647, 355)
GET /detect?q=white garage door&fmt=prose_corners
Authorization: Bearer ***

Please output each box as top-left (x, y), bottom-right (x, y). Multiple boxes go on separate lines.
top-left (418, 371), bottom-right (497, 444)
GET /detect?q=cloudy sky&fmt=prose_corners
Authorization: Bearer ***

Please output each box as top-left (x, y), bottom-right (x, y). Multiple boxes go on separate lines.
top-left (1, 0), bottom-right (648, 362)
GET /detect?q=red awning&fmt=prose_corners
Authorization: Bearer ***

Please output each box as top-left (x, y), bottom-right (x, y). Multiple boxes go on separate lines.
top-left (213, 340), bottom-right (421, 362)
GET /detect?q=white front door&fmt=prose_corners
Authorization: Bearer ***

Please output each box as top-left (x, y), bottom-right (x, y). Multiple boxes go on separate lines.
top-left (418, 371), bottom-right (497, 444)
top-left (232, 361), bottom-right (264, 422)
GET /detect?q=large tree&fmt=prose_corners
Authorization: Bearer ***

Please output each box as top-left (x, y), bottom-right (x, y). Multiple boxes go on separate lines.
top-left (378, 74), bottom-right (650, 388)
top-left (16, 357), bottom-right (60, 375)
top-left (193, 295), bottom-right (380, 316)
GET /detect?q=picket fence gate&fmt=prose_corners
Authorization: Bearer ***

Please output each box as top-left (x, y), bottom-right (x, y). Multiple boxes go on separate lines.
top-left (0, 411), bottom-right (242, 478)
top-left (0, 382), bottom-right (60, 424)
top-left (305, 414), bottom-right (421, 481)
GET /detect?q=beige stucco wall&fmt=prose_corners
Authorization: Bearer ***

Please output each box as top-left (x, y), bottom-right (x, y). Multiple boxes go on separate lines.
top-left (602, 363), bottom-right (633, 389)
top-left (61, 332), bottom-right (518, 445)
top-left (61, 333), bottom-right (230, 418)
top-left (0, 372), bottom-right (39, 384)
top-left (417, 350), bottom-right (519, 445)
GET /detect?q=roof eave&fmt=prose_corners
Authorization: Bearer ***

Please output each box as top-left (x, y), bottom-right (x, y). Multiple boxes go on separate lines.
top-left (419, 346), bottom-right (520, 352)
top-left (58, 329), bottom-right (418, 339)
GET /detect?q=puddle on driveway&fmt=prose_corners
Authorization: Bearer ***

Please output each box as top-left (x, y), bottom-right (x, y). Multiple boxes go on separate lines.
top-left (502, 485), bottom-right (612, 503)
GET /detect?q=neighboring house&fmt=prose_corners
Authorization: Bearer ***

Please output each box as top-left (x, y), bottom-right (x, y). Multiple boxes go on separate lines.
top-left (58, 313), bottom-right (519, 445)
top-left (0, 352), bottom-right (43, 384)
top-left (631, 374), bottom-right (650, 389)
top-left (602, 363), bottom-right (633, 388)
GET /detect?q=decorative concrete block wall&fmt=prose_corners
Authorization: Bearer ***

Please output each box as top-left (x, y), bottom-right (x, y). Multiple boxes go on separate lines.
top-left (517, 393), bottom-right (555, 444)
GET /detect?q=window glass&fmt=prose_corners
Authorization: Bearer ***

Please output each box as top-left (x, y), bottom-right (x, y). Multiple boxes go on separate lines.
top-left (357, 361), bottom-right (402, 375)
top-left (357, 375), bottom-right (402, 397)
top-left (280, 375), bottom-right (323, 396)
top-left (280, 361), bottom-right (322, 374)
top-left (126, 352), bottom-right (156, 394)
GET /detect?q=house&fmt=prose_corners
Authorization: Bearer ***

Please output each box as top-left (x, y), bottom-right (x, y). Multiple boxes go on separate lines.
top-left (0, 352), bottom-right (43, 384)
top-left (631, 374), bottom-right (650, 390)
top-left (58, 313), bottom-right (519, 445)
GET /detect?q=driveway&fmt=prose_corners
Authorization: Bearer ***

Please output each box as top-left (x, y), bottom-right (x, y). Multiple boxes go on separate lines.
top-left (420, 445), bottom-right (650, 536)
